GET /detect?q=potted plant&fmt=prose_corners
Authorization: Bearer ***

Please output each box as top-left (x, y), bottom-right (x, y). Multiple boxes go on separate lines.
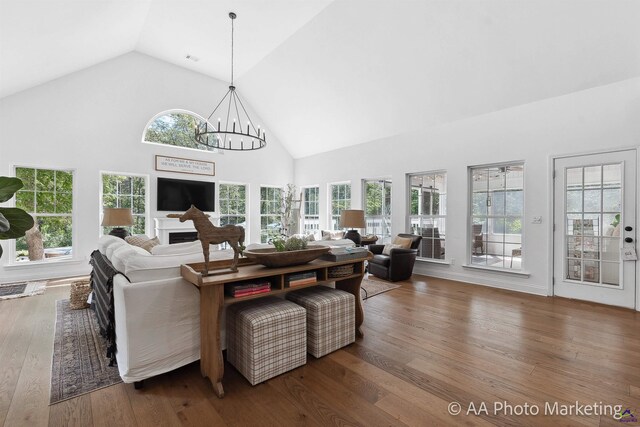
top-left (0, 177), bottom-right (35, 259)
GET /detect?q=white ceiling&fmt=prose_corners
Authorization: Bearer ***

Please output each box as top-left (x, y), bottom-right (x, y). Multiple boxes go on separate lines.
top-left (2, 0), bottom-right (639, 158)
top-left (0, 0), bottom-right (333, 98)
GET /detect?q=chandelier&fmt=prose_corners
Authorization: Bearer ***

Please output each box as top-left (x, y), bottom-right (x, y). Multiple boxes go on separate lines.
top-left (195, 12), bottom-right (266, 151)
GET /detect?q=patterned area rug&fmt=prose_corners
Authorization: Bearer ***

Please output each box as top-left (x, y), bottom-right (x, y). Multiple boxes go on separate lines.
top-left (0, 281), bottom-right (46, 300)
top-left (361, 277), bottom-right (401, 300)
top-left (50, 300), bottom-right (122, 404)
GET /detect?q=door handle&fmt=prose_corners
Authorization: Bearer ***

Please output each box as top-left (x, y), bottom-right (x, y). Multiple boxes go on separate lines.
top-left (625, 237), bottom-right (633, 243)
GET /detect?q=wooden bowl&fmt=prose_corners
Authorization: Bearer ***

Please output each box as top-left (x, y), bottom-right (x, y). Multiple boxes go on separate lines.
top-left (243, 247), bottom-right (330, 268)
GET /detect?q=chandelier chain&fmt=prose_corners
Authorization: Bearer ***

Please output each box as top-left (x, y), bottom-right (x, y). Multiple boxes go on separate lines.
top-left (230, 14), bottom-right (234, 86)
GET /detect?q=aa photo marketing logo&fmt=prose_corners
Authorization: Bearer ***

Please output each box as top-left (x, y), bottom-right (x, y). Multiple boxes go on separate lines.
top-left (617, 408), bottom-right (638, 423)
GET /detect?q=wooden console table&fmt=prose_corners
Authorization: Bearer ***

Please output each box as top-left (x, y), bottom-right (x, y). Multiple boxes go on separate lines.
top-left (181, 254), bottom-right (372, 398)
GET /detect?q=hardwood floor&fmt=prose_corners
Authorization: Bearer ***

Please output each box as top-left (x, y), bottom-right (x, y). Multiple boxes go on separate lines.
top-left (1, 274), bottom-right (639, 426)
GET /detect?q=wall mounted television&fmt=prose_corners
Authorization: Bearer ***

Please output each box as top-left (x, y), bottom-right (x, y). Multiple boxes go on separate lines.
top-left (157, 177), bottom-right (215, 212)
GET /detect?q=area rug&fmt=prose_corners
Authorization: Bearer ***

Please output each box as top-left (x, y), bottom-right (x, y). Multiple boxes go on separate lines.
top-left (50, 300), bottom-right (122, 404)
top-left (361, 277), bottom-right (401, 300)
top-left (0, 281), bottom-right (47, 300)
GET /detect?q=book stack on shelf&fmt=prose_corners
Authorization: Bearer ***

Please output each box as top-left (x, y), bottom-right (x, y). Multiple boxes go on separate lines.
top-left (226, 281), bottom-right (271, 298)
top-left (287, 271), bottom-right (317, 287)
top-left (320, 246), bottom-right (368, 262)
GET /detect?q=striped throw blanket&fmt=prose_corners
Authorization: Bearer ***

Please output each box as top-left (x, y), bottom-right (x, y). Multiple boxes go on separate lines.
top-left (89, 250), bottom-right (128, 366)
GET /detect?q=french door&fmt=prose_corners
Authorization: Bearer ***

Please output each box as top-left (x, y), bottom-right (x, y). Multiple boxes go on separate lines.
top-left (553, 150), bottom-right (636, 308)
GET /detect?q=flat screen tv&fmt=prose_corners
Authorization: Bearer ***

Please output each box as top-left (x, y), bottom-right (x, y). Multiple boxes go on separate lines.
top-left (157, 177), bottom-right (215, 212)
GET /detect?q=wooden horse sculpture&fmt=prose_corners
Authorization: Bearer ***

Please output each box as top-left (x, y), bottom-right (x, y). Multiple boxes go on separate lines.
top-left (168, 205), bottom-right (245, 275)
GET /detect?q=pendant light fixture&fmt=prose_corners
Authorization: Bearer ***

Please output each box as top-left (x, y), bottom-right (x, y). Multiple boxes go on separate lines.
top-left (195, 12), bottom-right (267, 151)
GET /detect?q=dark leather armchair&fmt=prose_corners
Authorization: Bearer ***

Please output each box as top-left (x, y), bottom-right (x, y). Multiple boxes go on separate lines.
top-left (368, 233), bottom-right (422, 282)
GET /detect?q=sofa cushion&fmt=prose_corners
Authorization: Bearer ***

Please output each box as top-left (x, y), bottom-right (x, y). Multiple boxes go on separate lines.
top-left (370, 254), bottom-right (391, 267)
top-left (105, 238), bottom-right (128, 259)
top-left (111, 245), bottom-right (151, 273)
top-left (98, 235), bottom-right (125, 255)
top-left (151, 241), bottom-right (202, 256)
top-left (321, 230), bottom-right (345, 240)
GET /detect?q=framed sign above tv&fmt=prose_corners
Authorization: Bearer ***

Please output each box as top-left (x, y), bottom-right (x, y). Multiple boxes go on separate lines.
top-left (155, 155), bottom-right (215, 176)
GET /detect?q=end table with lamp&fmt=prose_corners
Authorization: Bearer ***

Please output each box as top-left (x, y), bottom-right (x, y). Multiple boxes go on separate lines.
top-left (102, 208), bottom-right (134, 239)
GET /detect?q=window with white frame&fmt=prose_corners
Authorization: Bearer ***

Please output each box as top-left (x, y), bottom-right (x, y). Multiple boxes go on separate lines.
top-left (302, 186), bottom-right (320, 234)
top-left (329, 183), bottom-right (351, 230)
top-left (470, 163), bottom-right (524, 269)
top-left (14, 167), bottom-right (73, 262)
top-left (101, 173), bottom-right (147, 236)
top-left (219, 183), bottom-right (247, 227)
top-left (143, 110), bottom-right (217, 153)
top-left (260, 186), bottom-right (282, 243)
top-left (364, 179), bottom-right (392, 243)
top-left (408, 172), bottom-right (447, 260)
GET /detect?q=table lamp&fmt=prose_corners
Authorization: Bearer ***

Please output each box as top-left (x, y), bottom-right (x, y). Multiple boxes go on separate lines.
top-left (102, 208), bottom-right (134, 239)
top-left (340, 209), bottom-right (366, 246)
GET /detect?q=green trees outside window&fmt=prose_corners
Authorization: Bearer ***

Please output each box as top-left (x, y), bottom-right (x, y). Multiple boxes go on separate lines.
top-left (260, 186), bottom-right (282, 243)
top-left (144, 111), bottom-right (215, 152)
top-left (219, 184), bottom-right (247, 227)
top-left (14, 167), bottom-right (73, 261)
top-left (101, 174), bottom-right (147, 236)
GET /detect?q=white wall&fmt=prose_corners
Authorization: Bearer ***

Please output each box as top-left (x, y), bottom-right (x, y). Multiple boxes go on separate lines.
top-left (295, 77), bottom-right (640, 296)
top-left (0, 52), bottom-right (294, 283)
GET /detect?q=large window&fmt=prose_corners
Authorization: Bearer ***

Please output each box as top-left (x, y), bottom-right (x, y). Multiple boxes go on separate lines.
top-left (329, 183), bottom-right (351, 230)
top-left (260, 186), bottom-right (282, 243)
top-left (143, 110), bottom-right (217, 153)
top-left (219, 183), bottom-right (247, 227)
top-left (408, 172), bottom-right (446, 260)
top-left (101, 173), bottom-right (147, 236)
top-left (14, 167), bottom-right (73, 262)
top-left (302, 187), bottom-right (320, 234)
top-left (364, 179), bottom-right (392, 243)
top-left (470, 163), bottom-right (524, 269)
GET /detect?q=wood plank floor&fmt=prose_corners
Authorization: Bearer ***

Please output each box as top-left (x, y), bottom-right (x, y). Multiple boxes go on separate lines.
top-left (1, 274), bottom-right (639, 426)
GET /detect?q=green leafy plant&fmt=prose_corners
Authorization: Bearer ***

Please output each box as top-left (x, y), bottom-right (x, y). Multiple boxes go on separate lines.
top-left (270, 235), bottom-right (308, 252)
top-left (0, 177), bottom-right (35, 259)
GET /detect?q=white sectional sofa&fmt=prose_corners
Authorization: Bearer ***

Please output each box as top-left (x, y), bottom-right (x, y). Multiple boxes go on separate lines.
top-left (95, 234), bottom-right (355, 384)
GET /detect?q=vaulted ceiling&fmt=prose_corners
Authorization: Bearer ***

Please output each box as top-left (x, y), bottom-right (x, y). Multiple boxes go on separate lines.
top-left (2, 0), bottom-right (639, 158)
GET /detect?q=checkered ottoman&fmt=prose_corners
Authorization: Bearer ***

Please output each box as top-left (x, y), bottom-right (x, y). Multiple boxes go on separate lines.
top-left (226, 297), bottom-right (307, 386)
top-left (286, 286), bottom-right (355, 358)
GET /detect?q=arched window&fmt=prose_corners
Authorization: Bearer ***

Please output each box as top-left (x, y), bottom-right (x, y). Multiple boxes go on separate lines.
top-left (142, 110), bottom-right (217, 152)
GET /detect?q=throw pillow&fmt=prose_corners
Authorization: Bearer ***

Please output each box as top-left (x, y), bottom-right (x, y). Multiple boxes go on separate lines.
top-left (382, 243), bottom-right (403, 255)
top-left (393, 236), bottom-right (413, 249)
top-left (125, 235), bottom-right (160, 253)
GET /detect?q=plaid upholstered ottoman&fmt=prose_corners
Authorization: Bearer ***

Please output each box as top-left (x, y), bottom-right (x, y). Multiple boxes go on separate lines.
top-left (286, 286), bottom-right (355, 358)
top-left (226, 297), bottom-right (307, 385)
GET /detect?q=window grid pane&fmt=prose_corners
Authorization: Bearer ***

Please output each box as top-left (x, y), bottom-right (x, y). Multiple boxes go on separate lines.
top-left (101, 174), bottom-right (147, 236)
top-left (330, 183), bottom-right (351, 230)
top-left (408, 172), bottom-right (447, 260)
top-left (303, 187), bottom-right (320, 234)
top-left (469, 164), bottom-right (524, 269)
top-left (15, 167), bottom-right (74, 262)
top-left (260, 186), bottom-right (282, 242)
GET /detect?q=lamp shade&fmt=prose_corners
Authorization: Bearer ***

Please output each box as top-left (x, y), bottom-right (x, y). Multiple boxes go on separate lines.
top-left (101, 208), bottom-right (134, 227)
top-left (340, 209), bottom-right (365, 229)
